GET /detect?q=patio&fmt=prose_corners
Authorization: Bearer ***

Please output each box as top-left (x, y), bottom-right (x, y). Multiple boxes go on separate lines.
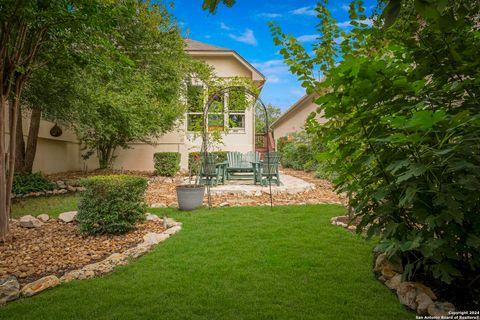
top-left (194, 173), bottom-right (314, 196)
top-left (146, 168), bottom-right (345, 208)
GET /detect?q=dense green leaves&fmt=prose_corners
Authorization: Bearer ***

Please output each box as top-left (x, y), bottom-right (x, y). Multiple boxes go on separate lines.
top-left (77, 175), bottom-right (147, 235)
top-left (271, 0), bottom-right (480, 296)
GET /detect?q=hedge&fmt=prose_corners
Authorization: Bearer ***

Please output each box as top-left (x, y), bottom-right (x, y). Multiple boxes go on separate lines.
top-left (153, 152), bottom-right (180, 177)
top-left (77, 175), bottom-right (148, 235)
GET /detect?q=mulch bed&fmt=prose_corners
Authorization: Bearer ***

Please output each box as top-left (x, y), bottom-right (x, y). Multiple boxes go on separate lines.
top-left (0, 219), bottom-right (165, 284)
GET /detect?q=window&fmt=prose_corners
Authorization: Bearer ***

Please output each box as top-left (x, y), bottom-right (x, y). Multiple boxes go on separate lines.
top-left (187, 83), bottom-right (204, 131)
top-left (186, 82), bottom-right (247, 133)
top-left (227, 88), bottom-right (246, 131)
top-left (208, 94), bottom-right (224, 132)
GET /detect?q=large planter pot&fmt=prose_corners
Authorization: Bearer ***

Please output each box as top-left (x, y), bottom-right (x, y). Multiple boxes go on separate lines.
top-left (176, 184), bottom-right (205, 211)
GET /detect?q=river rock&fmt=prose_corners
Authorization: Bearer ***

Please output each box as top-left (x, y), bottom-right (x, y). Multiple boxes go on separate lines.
top-left (428, 302), bottom-right (455, 317)
top-left (385, 274), bottom-right (402, 290)
top-left (145, 213), bottom-right (160, 221)
top-left (0, 275), bottom-right (20, 304)
top-left (104, 253), bottom-right (129, 266)
top-left (165, 218), bottom-right (180, 228)
top-left (58, 211), bottom-right (77, 223)
top-left (164, 225), bottom-right (181, 235)
top-left (37, 214), bottom-right (50, 222)
top-left (416, 292), bottom-right (434, 315)
top-left (21, 275), bottom-right (60, 297)
top-left (150, 203), bottom-right (166, 208)
top-left (396, 282), bottom-right (418, 310)
top-left (19, 215), bottom-right (43, 228)
top-left (143, 232), bottom-right (169, 245)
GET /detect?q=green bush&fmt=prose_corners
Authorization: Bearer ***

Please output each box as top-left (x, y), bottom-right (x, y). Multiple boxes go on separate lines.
top-left (188, 151), bottom-right (227, 175)
top-left (153, 152), bottom-right (180, 177)
top-left (279, 132), bottom-right (323, 172)
top-left (12, 172), bottom-right (55, 195)
top-left (77, 175), bottom-right (147, 235)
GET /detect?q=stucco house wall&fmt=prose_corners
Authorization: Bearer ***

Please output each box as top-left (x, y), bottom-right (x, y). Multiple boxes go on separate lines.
top-left (12, 39), bottom-right (265, 174)
top-left (271, 93), bottom-right (326, 148)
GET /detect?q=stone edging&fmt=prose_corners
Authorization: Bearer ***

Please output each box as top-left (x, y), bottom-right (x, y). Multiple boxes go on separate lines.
top-left (12, 179), bottom-right (84, 199)
top-left (330, 216), bottom-right (456, 317)
top-left (0, 214), bottom-right (182, 305)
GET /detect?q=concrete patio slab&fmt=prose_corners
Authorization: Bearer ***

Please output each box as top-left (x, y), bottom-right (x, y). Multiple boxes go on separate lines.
top-left (205, 173), bottom-right (315, 196)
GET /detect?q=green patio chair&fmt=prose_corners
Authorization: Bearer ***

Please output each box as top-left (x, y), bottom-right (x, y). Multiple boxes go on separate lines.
top-left (226, 151), bottom-right (253, 179)
top-left (260, 152), bottom-right (282, 186)
top-left (199, 154), bottom-right (224, 186)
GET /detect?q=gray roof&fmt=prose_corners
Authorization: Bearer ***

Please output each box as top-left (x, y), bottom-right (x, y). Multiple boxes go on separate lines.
top-left (185, 39), bottom-right (231, 52)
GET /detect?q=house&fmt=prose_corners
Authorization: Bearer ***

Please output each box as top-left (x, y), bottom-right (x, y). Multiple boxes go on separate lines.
top-left (270, 92), bottom-right (326, 148)
top-left (16, 39), bottom-right (266, 174)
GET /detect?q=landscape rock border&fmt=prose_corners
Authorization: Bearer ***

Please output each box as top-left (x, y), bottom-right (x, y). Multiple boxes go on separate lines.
top-left (330, 216), bottom-right (456, 317)
top-left (11, 179), bottom-right (85, 199)
top-left (0, 214), bottom-right (182, 306)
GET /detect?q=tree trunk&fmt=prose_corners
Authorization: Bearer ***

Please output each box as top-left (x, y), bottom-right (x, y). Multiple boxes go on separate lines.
top-left (15, 105), bottom-right (26, 173)
top-left (6, 84), bottom-right (22, 217)
top-left (0, 96), bottom-right (8, 242)
top-left (24, 108), bottom-right (41, 173)
top-left (98, 146), bottom-right (116, 169)
top-left (15, 107), bottom-right (42, 174)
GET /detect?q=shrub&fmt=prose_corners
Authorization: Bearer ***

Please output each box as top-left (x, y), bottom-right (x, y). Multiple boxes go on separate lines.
top-left (279, 132), bottom-right (324, 172)
top-left (77, 175), bottom-right (148, 235)
top-left (12, 172), bottom-right (55, 195)
top-left (153, 152), bottom-right (180, 177)
top-left (188, 151), bottom-right (227, 175)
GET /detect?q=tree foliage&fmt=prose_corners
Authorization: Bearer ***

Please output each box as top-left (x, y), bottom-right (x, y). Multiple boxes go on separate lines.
top-left (256, 104), bottom-right (281, 134)
top-left (0, 0), bottom-right (111, 241)
top-left (270, 0), bottom-right (480, 299)
top-left (65, 2), bottom-right (192, 169)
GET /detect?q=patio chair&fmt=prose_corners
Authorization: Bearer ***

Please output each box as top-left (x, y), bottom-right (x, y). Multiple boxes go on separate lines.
top-left (260, 152), bottom-right (282, 186)
top-left (198, 154), bottom-right (224, 186)
top-left (226, 151), bottom-right (254, 180)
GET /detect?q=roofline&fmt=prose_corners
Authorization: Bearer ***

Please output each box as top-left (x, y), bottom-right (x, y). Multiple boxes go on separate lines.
top-left (186, 49), bottom-right (266, 82)
top-left (270, 92), bottom-right (318, 129)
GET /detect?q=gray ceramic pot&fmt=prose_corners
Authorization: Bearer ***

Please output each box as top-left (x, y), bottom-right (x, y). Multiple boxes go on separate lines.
top-left (176, 184), bottom-right (205, 211)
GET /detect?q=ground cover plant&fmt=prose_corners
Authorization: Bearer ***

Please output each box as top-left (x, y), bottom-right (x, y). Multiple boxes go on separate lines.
top-left (11, 173), bottom-right (55, 195)
top-left (0, 205), bottom-right (413, 319)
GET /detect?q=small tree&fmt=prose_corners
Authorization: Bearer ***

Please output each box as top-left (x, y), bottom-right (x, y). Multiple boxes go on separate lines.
top-left (72, 2), bottom-right (191, 169)
top-left (0, 0), bottom-right (109, 241)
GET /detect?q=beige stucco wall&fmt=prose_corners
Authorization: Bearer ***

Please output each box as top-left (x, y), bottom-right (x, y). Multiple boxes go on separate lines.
top-left (272, 95), bottom-right (326, 147)
top-left (18, 51), bottom-right (260, 174)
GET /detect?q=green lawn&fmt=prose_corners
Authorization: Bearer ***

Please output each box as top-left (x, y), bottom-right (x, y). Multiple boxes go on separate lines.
top-left (11, 194), bottom-right (79, 219)
top-left (1, 204), bottom-right (413, 319)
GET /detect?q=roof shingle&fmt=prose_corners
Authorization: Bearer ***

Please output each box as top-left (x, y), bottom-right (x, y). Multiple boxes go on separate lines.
top-left (184, 39), bottom-right (231, 52)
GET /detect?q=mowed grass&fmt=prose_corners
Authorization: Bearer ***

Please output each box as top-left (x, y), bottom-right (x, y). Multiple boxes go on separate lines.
top-left (11, 194), bottom-right (79, 219)
top-left (0, 204), bottom-right (413, 320)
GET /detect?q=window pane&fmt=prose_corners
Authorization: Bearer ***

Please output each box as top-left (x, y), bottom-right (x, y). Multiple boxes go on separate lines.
top-left (229, 88), bottom-right (247, 112)
top-left (229, 114), bottom-right (245, 129)
top-left (187, 114), bottom-right (203, 131)
top-left (187, 84), bottom-right (204, 112)
top-left (209, 93), bottom-right (224, 113)
top-left (208, 114), bottom-right (224, 131)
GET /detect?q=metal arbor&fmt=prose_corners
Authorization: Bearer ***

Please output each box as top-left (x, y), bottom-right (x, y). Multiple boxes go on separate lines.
top-left (201, 85), bottom-right (274, 209)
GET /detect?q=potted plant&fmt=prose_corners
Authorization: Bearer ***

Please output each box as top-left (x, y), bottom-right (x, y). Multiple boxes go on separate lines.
top-left (176, 152), bottom-right (205, 211)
